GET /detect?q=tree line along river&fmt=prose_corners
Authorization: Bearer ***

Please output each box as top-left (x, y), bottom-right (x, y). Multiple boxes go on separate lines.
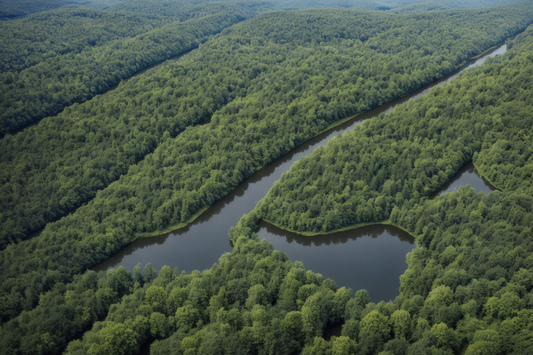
top-left (91, 42), bottom-right (505, 302)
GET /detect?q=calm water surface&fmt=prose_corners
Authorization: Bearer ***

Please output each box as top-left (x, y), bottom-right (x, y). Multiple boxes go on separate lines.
top-left (256, 222), bottom-right (415, 302)
top-left (431, 160), bottom-right (497, 198)
top-left (92, 42), bottom-right (508, 298)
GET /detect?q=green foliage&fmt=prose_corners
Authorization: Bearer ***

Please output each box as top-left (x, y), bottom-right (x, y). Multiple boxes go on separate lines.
top-left (464, 329), bottom-right (503, 355)
top-left (244, 19), bottom-right (533, 355)
top-left (0, 8), bottom-right (168, 74)
top-left (2, 2), bottom-right (533, 354)
top-left (387, 2), bottom-right (451, 14)
top-left (0, 0), bottom-right (124, 18)
top-left (390, 309), bottom-right (412, 339)
top-left (0, 11), bottom-right (262, 248)
top-left (2, 7), bottom-right (532, 325)
top-left (0, 6), bottom-right (255, 134)
top-left (0, 268), bottom-right (133, 355)
top-left (0, 0), bottom-right (520, 19)
top-left (105, 0), bottom-right (274, 19)
top-left (259, 20), bottom-right (533, 234)
top-left (61, 237), bottom-right (341, 355)
top-left (55, 177), bottom-right (533, 353)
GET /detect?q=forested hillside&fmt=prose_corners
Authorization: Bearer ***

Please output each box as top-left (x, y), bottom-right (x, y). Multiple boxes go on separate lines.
top-left (0, 0), bottom-right (521, 20)
top-left (0, 0), bottom-right (126, 18)
top-left (388, 2), bottom-right (450, 13)
top-left (2, 3), bottom-right (532, 250)
top-left (0, 5), bottom-right (531, 331)
top-left (0, 3), bottom-right (267, 134)
top-left (0, 8), bottom-right (166, 73)
top-left (1, 1), bottom-right (532, 354)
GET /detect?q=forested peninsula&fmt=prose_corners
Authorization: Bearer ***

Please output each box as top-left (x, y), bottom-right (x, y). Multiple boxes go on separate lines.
top-left (1, 0), bottom-right (532, 354)
top-left (2, 2), bottom-right (532, 248)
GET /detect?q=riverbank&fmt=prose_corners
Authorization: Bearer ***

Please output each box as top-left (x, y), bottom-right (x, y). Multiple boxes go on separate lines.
top-left (91, 37), bottom-right (511, 273)
top-left (256, 218), bottom-right (416, 239)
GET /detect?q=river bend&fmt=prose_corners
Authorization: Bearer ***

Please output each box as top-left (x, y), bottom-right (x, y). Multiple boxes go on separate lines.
top-left (92, 43), bottom-right (507, 299)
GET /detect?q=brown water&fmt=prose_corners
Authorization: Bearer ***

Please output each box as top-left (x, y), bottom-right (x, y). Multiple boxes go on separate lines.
top-left (92, 42), bottom-right (508, 299)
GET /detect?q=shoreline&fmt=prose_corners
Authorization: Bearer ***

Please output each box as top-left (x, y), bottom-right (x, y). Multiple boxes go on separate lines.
top-left (138, 205), bottom-right (211, 239)
top-left (134, 37), bottom-right (514, 242)
top-left (258, 217), bottom-right (416, 239)
top-left (472, 160), bottom-right (505, 192)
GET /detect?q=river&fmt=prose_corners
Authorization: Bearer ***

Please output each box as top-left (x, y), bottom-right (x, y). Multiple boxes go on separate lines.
top-left (92, 42), bottom-right (507, 299)
top-left (255, 160), bottom-right (497, 302)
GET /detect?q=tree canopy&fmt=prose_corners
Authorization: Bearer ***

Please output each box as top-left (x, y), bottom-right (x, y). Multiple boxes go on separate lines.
top-left (1, 2), bottom-right (533, 354)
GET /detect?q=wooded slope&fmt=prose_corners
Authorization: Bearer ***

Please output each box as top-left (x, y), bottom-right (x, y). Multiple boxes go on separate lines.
top-left (2, 3), bottom-right (531, 251)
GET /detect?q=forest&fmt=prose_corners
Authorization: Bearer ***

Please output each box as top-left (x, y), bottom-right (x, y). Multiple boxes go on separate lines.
top-left (2, 2), bottom-right (532, 249)
top-left (1, 0), bottom-right (532, 354)
top-left (1, 2), bottom-right (532, 328)
top-left (0, 2), bottom-right (271, 134)
top-left (257, 25), bottom-right (533, 233)
top-left (0, 0), bottom-right (521, 18)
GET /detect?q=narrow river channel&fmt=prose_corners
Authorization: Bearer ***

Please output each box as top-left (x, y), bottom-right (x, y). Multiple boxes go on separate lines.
top-left (92, 42), bottom-right (507, 300)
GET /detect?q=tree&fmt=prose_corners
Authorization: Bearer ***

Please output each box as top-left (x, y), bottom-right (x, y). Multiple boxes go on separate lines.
top-left (175, 305), bottom-right (199, 331)
top-left (245, 284), bottom-right (271, 310)
top-left (331, 336), bottom-right (358, 355)
top-left (150, 312), bottom-right (169, 339)
top-left (359, 310), bottom-right (390, 354)
top-left (390, 310), bottom-right (411, 339)
top-left (464, 329), bottom-right (502, 355)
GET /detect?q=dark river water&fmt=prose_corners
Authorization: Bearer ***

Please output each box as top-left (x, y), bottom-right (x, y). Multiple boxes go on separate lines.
top-left (92, 42), bottom-right (507, 300)
top-left (430, 160), bottom-right (497, 198)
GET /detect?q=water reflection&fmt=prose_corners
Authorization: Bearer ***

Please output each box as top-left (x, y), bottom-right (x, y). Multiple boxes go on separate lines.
top-left (256, 221), bottom-right (415, 302)
top-left (430, 160), bottom-right (497, 198)
top-left (92, 41), bottom-right (507, 277)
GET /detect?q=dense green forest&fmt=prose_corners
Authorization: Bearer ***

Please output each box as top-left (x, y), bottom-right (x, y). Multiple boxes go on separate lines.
top-left (1, 1), bottom-right (533, 354)
top-left (3, 186), bottom-right (532, 354)
top-left (256, 20), bottom-right (533, 234)
top-left (1, 4), bottom-right (532, 331)
top-left (0, 8), bottom-right (161, 73)
top-left (0, 3), bottom-right (269, 134)
top-left (123, 23), bottom-right (533, 354)
top-left (387, 2), bottom-right (450, 13)
top-left (240, 24), bottom-right (533, 353)
top-left (0, 0), bottom-right (126, 18)
top-left (0, 0), bottom-right (520, 18)
top-left (2, 2), bottom-right (532, 249)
